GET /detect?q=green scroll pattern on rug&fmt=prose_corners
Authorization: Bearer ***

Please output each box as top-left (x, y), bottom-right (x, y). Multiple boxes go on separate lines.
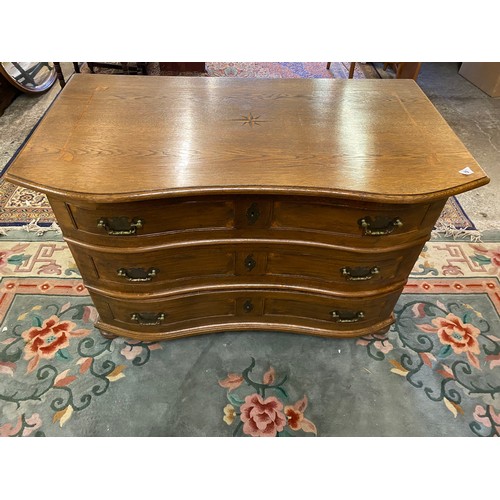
top-left (356, 236), bottom-right (500, 437)
top-left (0, 297), bottom-right (162, 436)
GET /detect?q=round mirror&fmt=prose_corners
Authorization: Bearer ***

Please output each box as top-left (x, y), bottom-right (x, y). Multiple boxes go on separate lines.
top-left (0, 62), bottom-right (57, 94)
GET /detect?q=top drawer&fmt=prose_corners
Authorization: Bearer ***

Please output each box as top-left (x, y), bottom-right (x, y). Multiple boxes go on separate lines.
top-left (62, 197), bottom-right (235, 236)
top-left (50, 195), bottom-right (445, 247)
top-left (271, 198), bottom-right (437, 239)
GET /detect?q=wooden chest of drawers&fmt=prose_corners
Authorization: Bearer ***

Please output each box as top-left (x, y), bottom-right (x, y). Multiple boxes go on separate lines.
top-left (4, 75), bottom-right (489, 341)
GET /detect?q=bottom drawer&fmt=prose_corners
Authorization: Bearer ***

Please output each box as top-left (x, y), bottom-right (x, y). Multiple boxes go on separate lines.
top-left (89, 287), bottom-right (403, 341)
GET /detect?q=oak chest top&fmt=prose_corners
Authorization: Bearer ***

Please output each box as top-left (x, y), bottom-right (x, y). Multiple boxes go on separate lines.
top-left (5, 75), bottom-right (489, 203)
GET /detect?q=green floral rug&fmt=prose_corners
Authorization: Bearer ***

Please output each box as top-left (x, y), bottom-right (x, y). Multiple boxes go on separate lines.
top-left (0, 229), bottom-right (498, 436)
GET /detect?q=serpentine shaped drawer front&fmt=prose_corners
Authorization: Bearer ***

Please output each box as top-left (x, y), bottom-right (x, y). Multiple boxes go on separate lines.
top-left (68, 240), bottom-right (424, 294)
top-left (262, 243), bottom-right (423, 288)
top-left (68, 243), bottom-right (236, 290)
top-left (64, 197), bottom-right (235, 237)
top-left (54, 195), bottom-right (444, 248)
top-left (271, 199), bottom-right (433, 238)
top-left (89, 288), bottom-right (403, 335)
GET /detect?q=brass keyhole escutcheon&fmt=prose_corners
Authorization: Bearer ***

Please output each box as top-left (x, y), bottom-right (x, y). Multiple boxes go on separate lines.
top-left (245, 255), bottom-right (256, 271)
top-left (246, 203), bottom-right (260, 224)
top-left (243, 300), bottom-right (254, 313)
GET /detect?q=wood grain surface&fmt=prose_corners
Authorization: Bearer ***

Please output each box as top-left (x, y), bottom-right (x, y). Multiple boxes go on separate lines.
top-left (5, 75), bottom-right (489, 203)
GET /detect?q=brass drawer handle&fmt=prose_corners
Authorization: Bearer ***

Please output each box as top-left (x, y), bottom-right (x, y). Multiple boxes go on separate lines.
top-left (246, 203), bottom-right (260, 224)
top-left (97, 217), bottom-right (143, 235)
top-left (341, 266), bottom-right (379, 281)
top-left (117, 268), bottom-right (158, 282)
top-left (358, 217), bottom-right (403, 236)
top-left (244, 255), bottom-right (257, 271)
top-left (331, 310), bottom-right (365, 323)
top-left (130, 312), bottom-right (166, 326)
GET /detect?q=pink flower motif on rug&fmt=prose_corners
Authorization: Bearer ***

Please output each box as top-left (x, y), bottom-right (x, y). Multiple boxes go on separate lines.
top-left (1, 296), bottom-right (164, 436)
top-left (0, 413), bottom-right (43, 437)
top-left (218, 372), bottom-right (244, 392)
top-left (356, 333), bottom-right (394, 355)
top-left (119, 339), bottom-right (162, 363)
top-left (472, 405), bottom-right (500, 436)
top-left (431, 314), bottom-right (481, 355)
top-left (22, 315), bottom-right (90, 373)
top-left (356, 292), bottom-right (500, 434)
top-left (219, 358), bottom-right (317, 437)
top-left (415, 307), bottom-right (484, 369)
top-left (284, 395), bottom-right (317, 435)
top-left (240, 393), bottom-right (286, 437)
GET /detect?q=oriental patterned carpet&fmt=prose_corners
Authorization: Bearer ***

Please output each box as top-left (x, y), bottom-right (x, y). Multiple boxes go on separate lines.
top-left (0, 229), bottom-right (498, 436)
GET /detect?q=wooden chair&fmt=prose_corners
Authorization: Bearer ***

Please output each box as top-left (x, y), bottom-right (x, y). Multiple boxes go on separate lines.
top-left (326, 62), bottom-right (356, 78)
top-left (87, 62), bottom-right (147, 75)
top-left (54, 63), bottom-right (148, 88)
top-left (382, 62), bottom-right (422, 80)
top-left (326, 62), bottom-right (421, 80)
top-left (54, 63), bottom-right (81, 88)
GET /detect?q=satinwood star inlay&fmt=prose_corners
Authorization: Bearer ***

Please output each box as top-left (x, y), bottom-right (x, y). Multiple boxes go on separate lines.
top-left (232, 113), bottom-right (267, 127)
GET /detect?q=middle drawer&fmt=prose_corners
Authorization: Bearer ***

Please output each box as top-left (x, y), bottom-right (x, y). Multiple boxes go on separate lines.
top-left (68, 240), bottom-right (424, 295)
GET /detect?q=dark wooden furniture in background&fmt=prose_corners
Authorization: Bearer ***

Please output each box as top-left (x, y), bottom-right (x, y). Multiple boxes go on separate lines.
top-left (53, 63), bottom-right (204, 89)
top-left (159, 62), bottom-right (206, 74)
top-left (5, 75), bottom-right (489, 342)
top-left (0, 71), bottom-right (20, 116)
top-left (327, 62), bottom-right (422, 80)
top-left (87, 62), bottom-right (147, 75)
top-left (327, 62), bottom-right (356, 78)
top-left (53, 63), bottom-right (148, 88)
top-left (383, 62), bottom-right (422, 80)
top-left (54, 62), bottom-right (82, 88)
